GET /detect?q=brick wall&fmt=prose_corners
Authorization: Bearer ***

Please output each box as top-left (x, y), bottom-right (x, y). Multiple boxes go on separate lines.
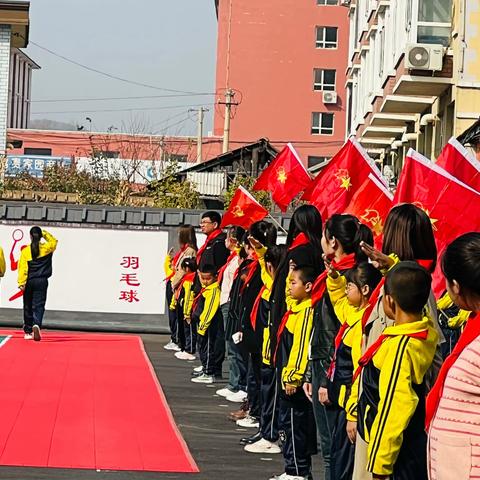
top-left (0, 24), bottom-right (11, 155)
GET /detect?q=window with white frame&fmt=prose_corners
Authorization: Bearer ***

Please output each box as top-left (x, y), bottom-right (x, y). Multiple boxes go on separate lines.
top-left (316, 26), bottom-right (338, 49)
top-left (311, 113), bottom-right (334, 135)
top-left (313, 69), bottom-right (336, 91)
top-left (417, 0), bottom-right (452, 47)
top-left (308, 156), bottom-right (329, 168)
top-left (317, 0), bottom-right (338, 5)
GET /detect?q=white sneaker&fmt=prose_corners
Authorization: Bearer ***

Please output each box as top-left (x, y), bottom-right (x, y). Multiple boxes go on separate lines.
top-left (193, 365), bottom-right (203, 373)
top-left (245, 438), bottom-right (281, 454)
top-left (191, 374), bottom-right (214, 384)
top-left (32, 325), bottom-right (41, 342)
top-left (226, 390), bottom-right (248, 403)
top-left (24, 333), bottom-right (33, 340)
top-left (269, 473), bottom-right (309, 480)
top-left (163, 340), bottom-right (178, 350)
top-left (175, 351), bottom-right (196, 360)
top-left (236, 415), bottom-right (259, 428)
top-left (216, 387), bottom-right (235, 397)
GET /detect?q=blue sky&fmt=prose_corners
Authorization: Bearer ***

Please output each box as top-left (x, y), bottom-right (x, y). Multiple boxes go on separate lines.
top-left (25, 0), bottom-right (218, 135)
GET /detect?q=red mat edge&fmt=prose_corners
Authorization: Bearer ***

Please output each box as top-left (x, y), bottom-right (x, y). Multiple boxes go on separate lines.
top-left (137, 337), bottom-right (199, 473)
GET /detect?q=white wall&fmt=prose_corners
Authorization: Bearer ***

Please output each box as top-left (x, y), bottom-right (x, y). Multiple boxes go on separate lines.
top-left (0, 226), bottom-right (170, 315)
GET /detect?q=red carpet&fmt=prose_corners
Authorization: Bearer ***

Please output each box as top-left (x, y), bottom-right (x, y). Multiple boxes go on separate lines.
top-left (0, 330), bottom-right (198, 472)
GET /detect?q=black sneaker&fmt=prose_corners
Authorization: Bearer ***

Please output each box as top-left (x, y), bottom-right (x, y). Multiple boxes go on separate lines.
top-left (239, 430), bottom-right (262, 446)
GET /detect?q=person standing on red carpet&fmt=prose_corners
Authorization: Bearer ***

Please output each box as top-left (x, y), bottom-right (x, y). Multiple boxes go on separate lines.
top-left (18, 227), bottom-right (58, 341)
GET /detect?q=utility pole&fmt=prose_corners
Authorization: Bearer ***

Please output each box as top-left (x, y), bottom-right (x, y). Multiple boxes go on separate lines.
top-left (196, 107), bottom-right (208, 163)
top-left (219, 89), bottom-right (238, 153)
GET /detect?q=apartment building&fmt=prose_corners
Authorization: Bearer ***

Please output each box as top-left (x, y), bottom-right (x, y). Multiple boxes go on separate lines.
top-left (346, 0), bottom-right (480, 178)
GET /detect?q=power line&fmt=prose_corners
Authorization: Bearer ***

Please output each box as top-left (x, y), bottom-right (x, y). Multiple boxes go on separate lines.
top-left (31, 93), bottom-right (216, 103)
top-left (31, 102), bottom-right (216, 115)
top-left (27, 39), bottom-right (216, 95)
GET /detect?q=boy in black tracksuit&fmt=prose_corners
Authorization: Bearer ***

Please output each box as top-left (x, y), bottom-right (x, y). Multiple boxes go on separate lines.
top-left (270, 265), bottom-right (317, 480)
top-left (190, 264), bottom-right (222, 384)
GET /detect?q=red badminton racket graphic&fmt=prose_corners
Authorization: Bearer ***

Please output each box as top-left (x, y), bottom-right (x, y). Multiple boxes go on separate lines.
top-left (9, 229), bottom-right (27, 302)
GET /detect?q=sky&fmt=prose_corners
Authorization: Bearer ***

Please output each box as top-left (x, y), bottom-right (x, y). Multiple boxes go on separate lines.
top-left (24, 0), bottom-right (218, 135)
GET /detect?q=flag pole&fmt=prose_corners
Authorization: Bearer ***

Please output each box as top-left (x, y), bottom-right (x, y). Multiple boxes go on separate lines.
top-left (267, 213), bottom-right (288, 235)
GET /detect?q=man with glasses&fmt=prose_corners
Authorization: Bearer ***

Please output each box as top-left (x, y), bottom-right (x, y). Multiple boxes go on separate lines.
top-left (193, 211), bottom-right (230, 380)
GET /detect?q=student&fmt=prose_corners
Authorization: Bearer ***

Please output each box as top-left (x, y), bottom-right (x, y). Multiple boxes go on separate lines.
top-left (270, 265), bottom-right (317, 480)
top-left (325, 261), bottom-right (382, 480)
top-left (304, 214), bottom-right (371, 478)
top-left (426, 233), bottom-right (480, 480)
top-left (356, 262), bottom-right (438, 480)
top-left (18, 227), bottom-right (58, 341)
top-left (171, 257), bottom-right (197, 361)
top-left (244, 244), bottom-right (286, 454)
top-left (190, 264), bottom-right (222, 384)
top-left (354, 204), bottom-right (441, 480)
top-left (164, 225), bottom-right (198, 351)
top-left (216, 226), bottom-right (245, 399)
top-left (236, 222), bottom-right (277, 429)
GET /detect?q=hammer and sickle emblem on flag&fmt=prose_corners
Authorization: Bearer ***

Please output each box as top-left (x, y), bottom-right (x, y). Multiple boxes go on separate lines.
top-left (335, 168), bottom-right (352, 191)
top-left (360, 209), bottom-right (383, 236)
top-left (413, 202), bottom-right (438, 231)
top-left (232, 206), bottom-right (245, 217)
top-left (277, 166), bottom-right (288, 184)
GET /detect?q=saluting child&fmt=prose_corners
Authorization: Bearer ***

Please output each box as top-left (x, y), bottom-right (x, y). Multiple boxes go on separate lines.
top-left (190, 264), bottom-right (222, 385)
top-left (325, 260), bottom-right (382, 480)
top-left (356, 262), bottom-right (438, 480)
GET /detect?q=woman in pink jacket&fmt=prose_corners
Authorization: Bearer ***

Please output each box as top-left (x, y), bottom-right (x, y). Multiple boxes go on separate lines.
top-left (426, 232), bottom-right (480, 480)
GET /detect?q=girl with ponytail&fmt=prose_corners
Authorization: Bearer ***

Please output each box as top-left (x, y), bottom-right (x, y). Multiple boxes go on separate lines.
top-left (18, 226), bottom-right (58, 341)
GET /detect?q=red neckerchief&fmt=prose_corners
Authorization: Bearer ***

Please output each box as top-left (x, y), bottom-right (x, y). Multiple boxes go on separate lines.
top-left (191, 287), bottom-right (206, 313)
top-left (311, 253), bottom-right (356, 307)
top-left (174, 272), bottom-right (196, 301)
top-left (327, 321), bottom-right (352, 380)
top-left (352, 329), bottom-right (429, 384)
top-left (288, 232), bottom-right (309, 251)
top-left (250, 285), bottom-right (267, 330)
top-left (165, 245), bottom-right (189, 281)
top-left (273, 309), bottom-right (293, 365)
top-left (217, 251), bottom-right (237, 286)
top-left (196, 229), bottom-right (224, 264)
top-left (240, 254), bottom-right (259, 293)
top-left (426, 312), bottom-right (479, 430)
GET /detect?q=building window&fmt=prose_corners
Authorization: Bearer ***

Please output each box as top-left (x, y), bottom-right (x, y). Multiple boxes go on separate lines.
top-left (417, 0), bottom-right (452, 47)
top-left (316, 26), bottom-right (338, 49)
top-left (317, 0), bottom-right (338, 5)
top-left (311, 113), bottom-right (334, 135)
top-left (313, 69), bottom-right (336, 91)
top-left (308, 156), bottom-right (329, 168)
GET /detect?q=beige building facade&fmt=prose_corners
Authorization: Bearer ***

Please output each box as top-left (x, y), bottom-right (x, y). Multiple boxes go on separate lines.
top-left (346, 0), bottom-right (480, 180)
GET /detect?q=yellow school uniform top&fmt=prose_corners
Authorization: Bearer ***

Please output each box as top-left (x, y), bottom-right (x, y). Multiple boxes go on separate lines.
top-left (363, 317), bottom-right (438, 476)
top-left (18, 230), bottom-right (58, 287)
top-left (326, 275), bottom-right (364, 421)
top-left (0, 247), bottom-right (5, 277)
top-left (437, 291), bottom-right (471, 329)
top-left (196, 282), bottom-right (221, 336)
top-left (281, 298), bottom-right (314, 388)
top-left (255, 245), bottom-right (275, 366)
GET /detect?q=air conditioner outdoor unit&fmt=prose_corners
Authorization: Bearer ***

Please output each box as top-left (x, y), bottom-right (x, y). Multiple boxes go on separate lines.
top-left (323, 91), bottom-right (338, 104)
top-left (405, 43), bottom-right (444, 71)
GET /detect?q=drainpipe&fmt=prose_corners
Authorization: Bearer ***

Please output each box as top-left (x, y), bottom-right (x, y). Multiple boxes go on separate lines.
top-left (420, 113), bottom-right (438, 126)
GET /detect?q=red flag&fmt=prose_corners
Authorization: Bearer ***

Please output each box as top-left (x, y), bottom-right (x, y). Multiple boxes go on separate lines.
top-left (394, 149), bottom-right (480, 296)
top-left (436, 136), bottom-right (480, 192)
top-left (221, 186), bottom-right (268, 229)
top-left (302, 137), bottom-right (386, 218)
top-left (344, 173), bottom-right (393, 245)
top-left (253, 143), bottom-right (312, 212)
